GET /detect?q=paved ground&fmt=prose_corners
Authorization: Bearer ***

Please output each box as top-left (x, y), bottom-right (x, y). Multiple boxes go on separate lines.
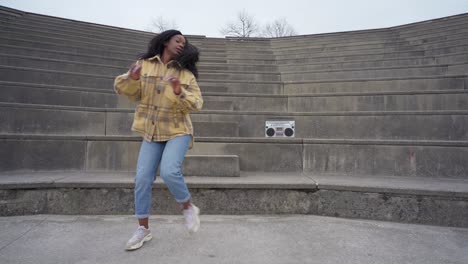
top-left (0, 214), bottom-right (467, 264)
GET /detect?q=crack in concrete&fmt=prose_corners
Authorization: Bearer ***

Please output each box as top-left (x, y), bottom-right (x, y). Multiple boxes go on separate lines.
top-left (0, 215), bottom-right (49, 254)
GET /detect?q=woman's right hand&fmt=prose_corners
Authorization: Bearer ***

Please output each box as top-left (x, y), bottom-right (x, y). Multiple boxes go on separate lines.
top-left (129, 63), bottom-right (142, 80)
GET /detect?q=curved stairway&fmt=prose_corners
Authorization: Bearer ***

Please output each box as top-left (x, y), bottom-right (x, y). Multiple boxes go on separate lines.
top-left (0, 5), bottom-right (467, 227)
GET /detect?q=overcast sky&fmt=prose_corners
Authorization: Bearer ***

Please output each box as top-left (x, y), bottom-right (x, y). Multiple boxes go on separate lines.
top-left (1, 0), bottom-right (467, 37)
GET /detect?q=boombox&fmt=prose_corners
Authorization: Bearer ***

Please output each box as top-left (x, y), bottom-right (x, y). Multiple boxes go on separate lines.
top-left (265, 120), bottom-right (295, 137)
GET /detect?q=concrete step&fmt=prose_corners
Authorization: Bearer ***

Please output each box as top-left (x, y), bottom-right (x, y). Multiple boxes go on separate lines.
top-left (3, 62), bottom-right (466, 90)
top-left (0, 103), bottom-right (241, 137)
top-left (11, 46), bottom-right (460, 74)
top-left (225, 49), bottom-right (274, 55)
top-left (400, 29), bottom-right (468, 47)
top-left (0, 34), bottom-right (140, 58)
top-left (271, 41), bottom-right (411, 55)
top-left (287, 90), bottom-right (468, 112)
top-left (0, 37), bottom-right (274, 64)
top-left (1, 19), bottom-right (153, 46)
top-left (282, 43), bottom-right (467, 65)
top-left (0, 21), bottom-right (150, 49)
top-left (179, 155), bottom-right (240, 177)
top-left (0, 30), bottom-right (225, 59)
top-left (11, 47), bottom-right (467, 80)
top-left (276, 50), bottom-right (426, 64)
top-left (0, 29), bottom-right (146, 55)
top-left (2, 7), bottom-right (464, 51)
top-left (0, 43), bottom-right (228, 68)
top-left (0, 134), bottom-right (240, 176)
top-left (0, 65), bottom-right (286, 90)
top-left (2, 63), bottom-right (465, 95)
top-left (407, 32), bottom-right (468, 46)
top-left (199, 72), bottom-right (281, 82)
top-left (18, 14), bottom-right (156, 41)
top-left (0, 65), bottom-right (114, 89)
top-left (199, 63), bottom-right (279, 72)
top-left (224, 53), bottom-right (275, 60)
top-left (280, 64), bottom-right (452, 82)
top-left (201, 44), bottom-right (230, 50)
top-left (0, 82), bottom-right (237, 110)
top-left (65, 109), bottom-right (468, 141)
top-left (0, 5), bottom-right (24, 16)
top-left (275, 45), bottom-right (461, 62)
top-left (277, 43), bottom-right (467, 64)
top-left (281, 63), bottom-right (468, 82)
top-left (270, 32), bottom-right (402, 45)
top-left (193, 121), bottom-right (239, 137)
top-left (262, 32), bottom-right (398, 47)
top-left (0, 28), bottom-right (261, 58)
top-left (0, 54), bottom-right (282, 80)
top-left (284, 75), bottom-right (468, 94)
top-left (1, 173), bottom-right (467, 228)
top-left (0, 81), bottom-right (134, 108)
top-left (0, 64), bottom-right (281, 85)
top-left (0, 27), bottom-right (427, 62)
top-left (268, 19), bottom-right (468, 49)
top-left (0, 135), bottom-right (305, 172)
top-left (415, 35), bottom-right (468, 49)
top-left (224, 57), bottom-right (277, 65)
top-left (2, 103), bottom-right (467, 141)
top-left (3, 81), bottom-right (466, 112)
top-left (279, 52), bottom-right (468, 72)
top-left (401, 27), bottom-right (468, 42)
top-left (271, 36), bottom-right (400, 50)
top-left (17, 14), bottom-right (206, 46)
top-left (0, 53), bottom-right (129, 76)
top-left (271, 36), bottom-right (468, 57)
top-left (0, 28), bottom-right (435, 60)
top-left (0, 15), bottom-right (148, 41)
top-left (426, 44), bottom-right (468, 56)
top-left (275, 45), bottom-right (419, 60)
top-left (274, 45), bottom-right (419, 59)
top-left (0, 44), bottom-right (135, 66)
top-left (202, 100), bottom-right (234, 111)
top-left (301, 138), bottom-right (468, 179)
top-left (229, 40), bottom-right (416, 56)
top-left (3, 32), bottom-right (465, 67)
top-left (1, 134), bottom-right (467, 178)
top-left (16, 16), bottom-right (204, 47)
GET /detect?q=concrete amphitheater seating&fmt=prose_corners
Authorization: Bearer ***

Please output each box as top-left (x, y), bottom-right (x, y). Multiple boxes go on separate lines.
top-left (0, 5), bottom-right (467, 226)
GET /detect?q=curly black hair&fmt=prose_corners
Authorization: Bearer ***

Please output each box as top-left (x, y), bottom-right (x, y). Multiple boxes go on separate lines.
top-left (140, 30), bottom-right (199, 78)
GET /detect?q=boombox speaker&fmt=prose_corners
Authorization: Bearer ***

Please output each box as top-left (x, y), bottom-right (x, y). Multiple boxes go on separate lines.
top-left (265, 120), bottom-right (295, 137)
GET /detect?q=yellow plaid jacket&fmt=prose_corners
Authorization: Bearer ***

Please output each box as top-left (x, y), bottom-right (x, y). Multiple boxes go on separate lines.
top-left (114, 55), bottom-right (203, 148)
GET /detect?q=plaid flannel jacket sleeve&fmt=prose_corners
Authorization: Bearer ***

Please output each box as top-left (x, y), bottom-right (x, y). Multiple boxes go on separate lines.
top-left (114, 70), bottom-right (142, 102)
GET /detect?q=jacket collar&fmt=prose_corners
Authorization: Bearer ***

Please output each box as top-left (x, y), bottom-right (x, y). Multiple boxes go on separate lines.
top-left (148, 54), bottom-right (163, 63)
top-left (147, 55), bottom-right (182, 68)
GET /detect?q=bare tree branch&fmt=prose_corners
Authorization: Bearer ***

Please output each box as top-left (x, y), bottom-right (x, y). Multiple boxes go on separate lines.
top-left (148, 16), bottom-right (179, 33)
top-left (263, 18), bottom-right (297, 38)
top-left (220, 9), bottom-right (259, 37)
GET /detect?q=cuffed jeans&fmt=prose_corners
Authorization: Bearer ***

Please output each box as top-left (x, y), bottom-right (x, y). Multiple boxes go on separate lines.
top-left (134, 135), bottom-right (192, 219)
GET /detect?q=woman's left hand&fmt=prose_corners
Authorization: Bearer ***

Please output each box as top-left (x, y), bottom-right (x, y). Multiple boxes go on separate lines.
top-left (166, 76), bottom-right (181, 95)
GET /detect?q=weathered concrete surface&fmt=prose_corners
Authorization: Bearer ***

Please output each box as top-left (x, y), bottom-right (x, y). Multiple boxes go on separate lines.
top-left (0, 215), bottom-right (467, 264)
top-left (1, 172), bottom-right (467, 227)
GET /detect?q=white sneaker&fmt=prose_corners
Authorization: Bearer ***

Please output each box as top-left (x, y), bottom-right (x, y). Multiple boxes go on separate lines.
top-left (183, 205), bottom-right (200, 233)
top-left (125, 226), bottom-right (152, 251)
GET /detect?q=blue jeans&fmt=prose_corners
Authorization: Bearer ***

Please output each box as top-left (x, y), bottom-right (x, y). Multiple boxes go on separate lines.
top-left (134, 135), bottom-right (191, 219)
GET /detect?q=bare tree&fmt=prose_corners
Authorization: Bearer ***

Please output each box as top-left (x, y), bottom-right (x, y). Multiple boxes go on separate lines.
top-left (220, 9), bottom-right (259, 37)
top-left (148, 16), bottom-right (179, 33)
top-left (263, 18), bottom-right (297, 38)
